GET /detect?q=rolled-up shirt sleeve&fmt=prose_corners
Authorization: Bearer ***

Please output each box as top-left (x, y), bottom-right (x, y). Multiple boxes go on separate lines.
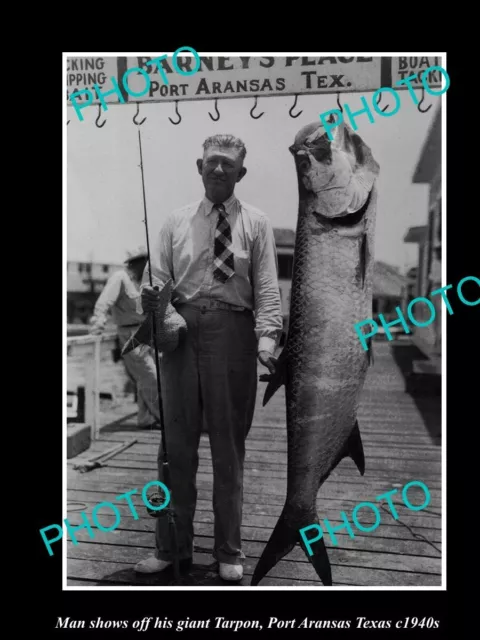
top-left (137, 214), bottom-right (174, 314)
top-left (90, 270), bottom-right (124, 331)
top-left (251, 216), bottom-right (283, 354)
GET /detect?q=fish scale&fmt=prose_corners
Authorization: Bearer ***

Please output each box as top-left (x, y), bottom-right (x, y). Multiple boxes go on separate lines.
top-left (251, 117), bottom-right (380, 586)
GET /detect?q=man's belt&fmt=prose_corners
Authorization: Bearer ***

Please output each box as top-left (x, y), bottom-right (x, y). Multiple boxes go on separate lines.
top-left (119, 323), bottom-right (142, 328)
top-left (177, 298), bottom-right (251, 313)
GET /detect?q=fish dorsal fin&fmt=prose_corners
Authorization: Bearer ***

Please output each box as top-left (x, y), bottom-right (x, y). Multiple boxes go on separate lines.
top-left (261, 348), bottom-right (288, 407)
top-left (329, 420), bottom-right (365, 478)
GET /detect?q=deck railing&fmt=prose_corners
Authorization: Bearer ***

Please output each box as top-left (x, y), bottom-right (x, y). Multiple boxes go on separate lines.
top-left (66, 331), bottom-right (118, 440)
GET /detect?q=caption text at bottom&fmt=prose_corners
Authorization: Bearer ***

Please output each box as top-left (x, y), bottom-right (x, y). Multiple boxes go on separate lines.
top-left (56, 616), bottom-right (441, 631)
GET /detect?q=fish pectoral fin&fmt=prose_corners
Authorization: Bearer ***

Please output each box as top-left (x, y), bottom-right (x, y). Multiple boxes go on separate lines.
top-left (121, 315), bottom-right (153, 356)
top-left (262, 348), bottom-right (287, 407)
top-left (346, 420), bottom-right (365, 476)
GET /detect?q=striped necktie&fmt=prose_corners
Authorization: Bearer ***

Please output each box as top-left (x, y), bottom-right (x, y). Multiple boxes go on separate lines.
top-left (213, 203), bottom-right (235, 283)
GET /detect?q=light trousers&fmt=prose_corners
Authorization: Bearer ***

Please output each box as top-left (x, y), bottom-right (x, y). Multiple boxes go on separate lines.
top-left (117, 328), bottom-right (160, 427)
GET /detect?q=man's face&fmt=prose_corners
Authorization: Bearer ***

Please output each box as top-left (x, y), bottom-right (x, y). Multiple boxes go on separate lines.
top-left (128, 258), bottom-right (147, 282)
top-left (196, 145), bottom-right (247, 204)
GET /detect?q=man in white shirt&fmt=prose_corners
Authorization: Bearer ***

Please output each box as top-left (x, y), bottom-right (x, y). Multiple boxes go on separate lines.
top-left (89, 248), bottom-right (160, 429)
top-left (135, 134), bottom-right (283, 582)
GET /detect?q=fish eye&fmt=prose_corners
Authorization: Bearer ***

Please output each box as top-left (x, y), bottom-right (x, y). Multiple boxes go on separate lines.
top-left (297, 157), bottom-right (310, 173)
top-left (312, 146), bottom-right (331, 163)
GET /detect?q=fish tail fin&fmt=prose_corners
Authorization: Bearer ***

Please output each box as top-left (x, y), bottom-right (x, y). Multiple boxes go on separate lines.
top-left (151, 278), bottom-right (174, 318)
top-left (348, 420), bottom-right (365, 476)
top-left (260, 348), bottom-right (287, 407)
top-left (300, 527), bottom-right (332, 587)
top-left (121, 315), bottom-right (153, 356)
top-left (251, 509), bottom-right (332, 586)
top-left (121, 279), bottom-right (174, 356)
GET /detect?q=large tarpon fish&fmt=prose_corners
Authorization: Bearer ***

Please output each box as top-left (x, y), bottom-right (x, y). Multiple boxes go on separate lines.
top-left (250, 117), bottom-right (380, 586)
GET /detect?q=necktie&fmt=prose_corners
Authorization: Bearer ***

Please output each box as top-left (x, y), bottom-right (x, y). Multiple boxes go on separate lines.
top-left (213, 204), bottom-right (235, 283)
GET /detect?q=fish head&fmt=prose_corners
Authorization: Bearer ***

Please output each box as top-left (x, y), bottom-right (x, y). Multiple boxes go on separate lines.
top-left (289, 116), bottom-right (380, 235)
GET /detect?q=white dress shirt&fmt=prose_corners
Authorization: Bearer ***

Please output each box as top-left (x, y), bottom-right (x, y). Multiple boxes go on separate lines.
top-left (141, 193), bottom-right (283, 354)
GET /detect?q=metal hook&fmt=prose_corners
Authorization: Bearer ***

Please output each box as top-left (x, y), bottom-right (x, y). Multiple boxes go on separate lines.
top-left (67, 120), bottom-right (70, 125)
top-left (336, 93), bottom-right (343, 113)
top-left (133, 103), bottom-right (146, 125)
top-left (417, 87), bottom-right (432, 113)
top-left (168, 101), bottom-right (182, 125)
top-left (376, 92), bottom-right (389, 113)
top-left (95, 104), bottom-right (106, 128)
top-left (289, 94), bottom-right (302, 118)
top-left (250, 96), bottom-right (264, 119)
top-left (208, 99), bottom-right (220, 121)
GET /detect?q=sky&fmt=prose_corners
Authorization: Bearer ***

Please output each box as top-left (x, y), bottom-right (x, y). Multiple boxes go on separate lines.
top-left (66, 87), bottom-right (439, 274)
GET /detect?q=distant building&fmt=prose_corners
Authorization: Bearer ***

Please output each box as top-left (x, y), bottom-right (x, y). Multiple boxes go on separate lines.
top-left (373, 261), bottom-right (408, 323)
top-left (273, 228), bottom-right (295, 338)
top-left (404, 104), bottom-right (442, 370)
top-left (67, 261), bottom-right (122, 325)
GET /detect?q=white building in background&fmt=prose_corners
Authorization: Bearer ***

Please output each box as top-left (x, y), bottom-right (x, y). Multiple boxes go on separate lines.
top-left (67, 260), bottom-right (122, 325)
top-left (404, 103), bottom-right (441, 372)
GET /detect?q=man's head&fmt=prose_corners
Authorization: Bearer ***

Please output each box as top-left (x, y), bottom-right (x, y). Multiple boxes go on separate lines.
top-left (196, 134), bottom-right (247, 204)
top-left (126, 256), bottom-right (148, 283)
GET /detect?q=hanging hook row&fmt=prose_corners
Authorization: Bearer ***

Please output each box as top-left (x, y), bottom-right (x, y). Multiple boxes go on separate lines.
top-left (250, 96), bottom-right (264, 119)
top-left (289, 94), bottom-right (302, 118)
top-left (417, 87), bottom-right (432, 113)
top-left (336, 92), bottom-right (343, 113)
top-left (208, 98), bottom-right (220, 121)
top-left (169, 101), bottom-right (182, 125)
top-left (133, 103), bottom-right (146, 125)
top-left (95, 104), bottom-right (106, 128)
top-left (376, 92), bottom-right (390, 113)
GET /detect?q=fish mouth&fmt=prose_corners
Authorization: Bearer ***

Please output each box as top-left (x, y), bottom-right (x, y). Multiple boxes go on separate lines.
top-left (313, 189), bottom-right (372, 228)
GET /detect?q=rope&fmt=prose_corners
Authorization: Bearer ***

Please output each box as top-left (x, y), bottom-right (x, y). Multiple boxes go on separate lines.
top-left (379, 503), bottom-right (441, 555)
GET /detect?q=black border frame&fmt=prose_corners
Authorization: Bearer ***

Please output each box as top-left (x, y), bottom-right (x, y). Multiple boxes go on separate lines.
top-left (27, 46), bottom-right (470, 637)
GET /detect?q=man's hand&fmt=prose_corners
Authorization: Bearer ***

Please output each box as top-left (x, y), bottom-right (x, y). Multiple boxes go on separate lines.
top-left (89, 327), bottom-right (103, 335)
top-left (141, 285), bottom-right (162, 313)
top-left (258, 350), bottom-right (277, 375)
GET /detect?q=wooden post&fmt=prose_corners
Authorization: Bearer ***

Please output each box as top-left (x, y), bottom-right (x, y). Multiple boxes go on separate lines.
top-left (84, 343), bottom-right (96, 441)
top-left (94, 336), bottom-right (101, 439)
top-left (67, 331), bottom-right (119, 441)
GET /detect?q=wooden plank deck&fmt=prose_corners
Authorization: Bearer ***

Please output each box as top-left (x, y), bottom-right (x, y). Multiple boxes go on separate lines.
top-left (66, 338), bottom-right (442, 588)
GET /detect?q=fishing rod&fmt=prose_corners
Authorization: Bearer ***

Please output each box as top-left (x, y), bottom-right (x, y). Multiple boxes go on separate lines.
top-left (137, 127), bottom-right (181, 586)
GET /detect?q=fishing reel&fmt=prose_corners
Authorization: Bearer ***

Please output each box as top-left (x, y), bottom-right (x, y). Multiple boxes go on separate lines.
top-left (145, 489), bottom-right (170, 518)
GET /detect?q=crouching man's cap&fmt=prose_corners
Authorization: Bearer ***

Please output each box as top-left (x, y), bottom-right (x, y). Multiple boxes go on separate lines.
top-left (124, 246), bottom-right (148, 263)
